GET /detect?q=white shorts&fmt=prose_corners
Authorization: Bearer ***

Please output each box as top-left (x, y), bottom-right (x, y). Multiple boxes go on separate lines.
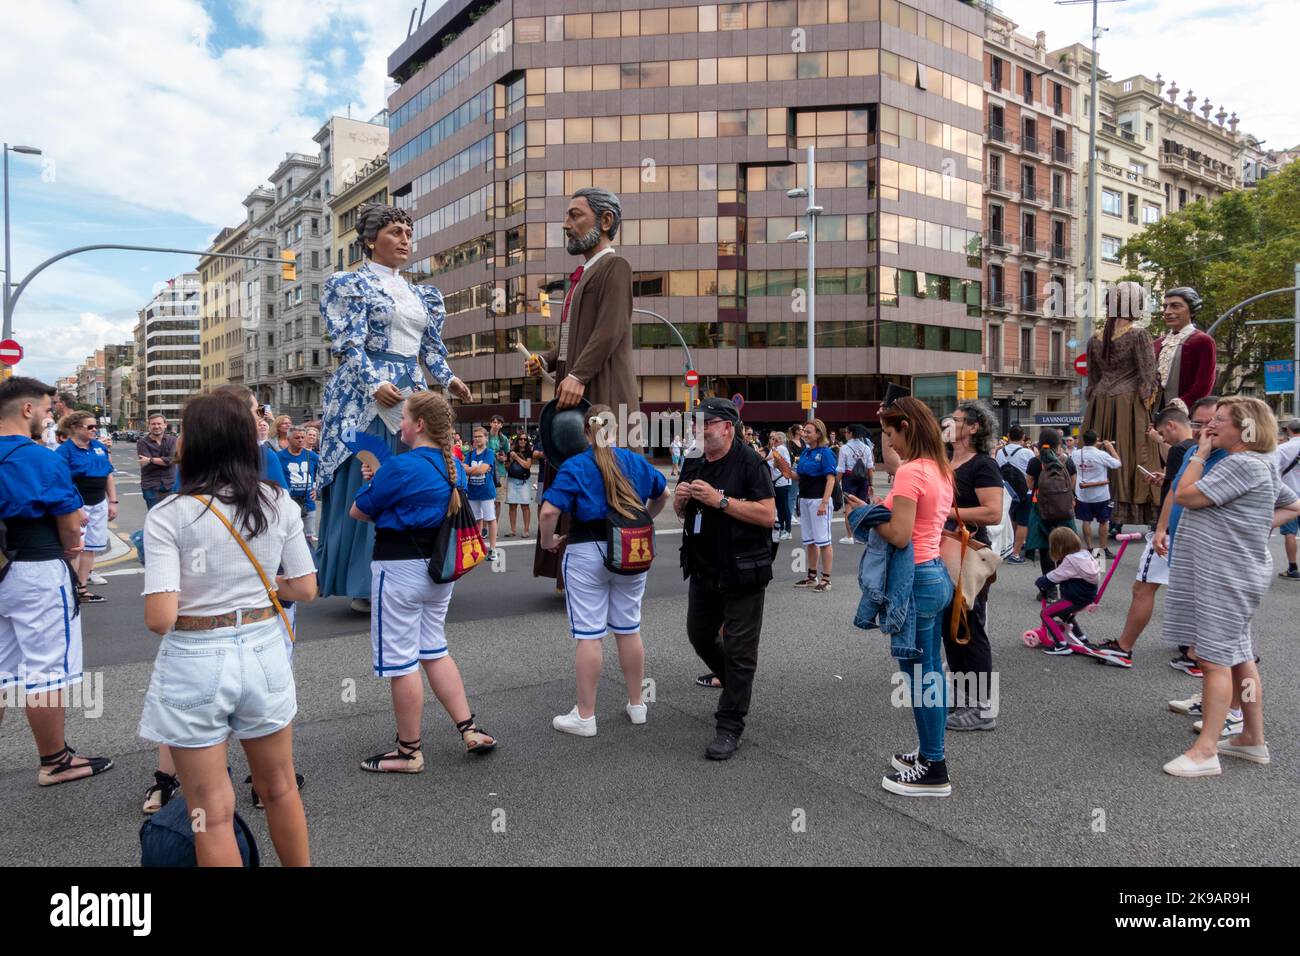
top-left (798, 498), bottom-right (833, 547)
top-left (137, 615), bottom-right (296, 748)
top-left (83, 498), bottom-right (109, 552)
top-left (469, 498), bottom-right (497, 523)
top-left (371, 559), bottom-right (454, 678)
top-left (282, 602), bottom-right (297, 660)
top-left (561, 541), bottom-right (646, 640)
top-left (0, 560), bottom-right (84, 693)
top-left (1134, 534), bottom-right (1170, 586)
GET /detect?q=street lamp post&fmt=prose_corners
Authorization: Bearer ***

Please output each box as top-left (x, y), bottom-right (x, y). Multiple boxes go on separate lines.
top-left (3, 143), bottom-right (42, 342)
top-left (785, 145), bottom-right (824, 421)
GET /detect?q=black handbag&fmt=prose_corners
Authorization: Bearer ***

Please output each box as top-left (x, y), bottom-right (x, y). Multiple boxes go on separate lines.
top-left (507, 457), bottom-right (531, 480)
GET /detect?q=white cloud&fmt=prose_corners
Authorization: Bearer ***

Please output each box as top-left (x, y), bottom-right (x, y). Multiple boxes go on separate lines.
top-left (20, 312), bottom-right (138, 384)
top-left (995, 0), bottom-right (1299, 147)
top-left (0, 0), bottom-right (414, 229)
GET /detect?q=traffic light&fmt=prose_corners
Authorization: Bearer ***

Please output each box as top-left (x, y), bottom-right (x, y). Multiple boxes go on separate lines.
top-left (281, 250), bottom-right (297, 281)
top-left (956, 369), bottom-right (979, 401)
top-left (539, 289), bottom-right (550, 318)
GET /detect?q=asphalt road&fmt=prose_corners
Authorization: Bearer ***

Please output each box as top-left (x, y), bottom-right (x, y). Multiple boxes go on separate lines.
top-left (3, 442), bottom-right (1298, 866)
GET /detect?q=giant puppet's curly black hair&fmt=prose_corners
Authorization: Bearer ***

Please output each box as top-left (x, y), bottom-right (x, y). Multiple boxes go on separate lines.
top-left (356, 203), bottom-right (413, 258)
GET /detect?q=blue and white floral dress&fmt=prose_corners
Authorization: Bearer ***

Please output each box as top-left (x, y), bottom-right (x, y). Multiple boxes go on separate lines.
top-left (316, 260), bottom-right (455, 598)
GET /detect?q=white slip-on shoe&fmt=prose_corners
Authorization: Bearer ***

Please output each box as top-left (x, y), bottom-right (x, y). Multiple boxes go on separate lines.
top-left (626, 702), bottom-right (647, 725)
top-left (1162, 753), bottom-right (1221, 777)
top-left (88, 572), bottom-right (108, 585)
top-left (1168, 692), bottom-right (1202, 715)
top-left (552, 706), bottom-right (597, 737)
top-left (1217, 738), bottom-right (1270, 765)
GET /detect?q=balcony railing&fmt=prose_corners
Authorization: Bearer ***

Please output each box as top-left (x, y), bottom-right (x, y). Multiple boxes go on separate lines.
top-left (1051, 146), bottom-right (1073, 165)
top-left (1021, 183), bottom-right (1045, 205)
top-left (1053, 101), bottom-right (1064, 118)
top-left (987, 174), bottom-right (1012, 194)
top-left (1022, 135), bottom-right (1043, 156)
top-left (1019, 356), bottom-right (1035, 375)
top-left (1021, 238), bottom-right (1042, 256)
top-left (1051, 191), bottom-right (1074, 210)
top-left (1049, 243), bottom-right (1071, 262)
top-left (989, 291), bottom-right (1012, 311)
top-left (1020, 294), bottom-right (1039, 314)
top-left (986, 229), bottom-right (1010, 249)
top-left (988, 124), bottom-right (1015, 146)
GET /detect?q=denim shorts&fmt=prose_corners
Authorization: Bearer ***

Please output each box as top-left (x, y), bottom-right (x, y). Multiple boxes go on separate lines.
top-left (137, 615), bottom-right (297, 749)
top-left (1281, 518), bottom-right (1299, 537)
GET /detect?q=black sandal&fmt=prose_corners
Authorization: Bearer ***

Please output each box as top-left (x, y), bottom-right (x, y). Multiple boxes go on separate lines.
top-left (246, 772), bottom-right (306, 809)
top-left (695, 673), bottom-right (723, 689)
top-left (456, 715), bottom-right (497, 754)
top-left (360, 736), bottom-right (424, 774)
top-left (37, 743), bottom-right (113, 787)
top-left (142, 771), bottom-right (181, 814)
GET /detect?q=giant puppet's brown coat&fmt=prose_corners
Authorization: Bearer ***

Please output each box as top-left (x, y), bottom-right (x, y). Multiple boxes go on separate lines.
top-left (534, 250), bottom-right (641, 580)
top-left (539, 251), bottom-right (639, 413)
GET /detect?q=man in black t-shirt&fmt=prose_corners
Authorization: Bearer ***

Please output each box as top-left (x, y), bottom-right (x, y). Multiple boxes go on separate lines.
top-left (676, 398), bottom-right (776, 760)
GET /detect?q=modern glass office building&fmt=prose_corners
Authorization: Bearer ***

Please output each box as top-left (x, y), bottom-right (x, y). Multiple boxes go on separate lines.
top-left (387, 0), bottom-right (985, 430)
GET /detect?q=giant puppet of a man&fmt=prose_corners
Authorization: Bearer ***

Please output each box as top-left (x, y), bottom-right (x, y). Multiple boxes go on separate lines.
top-left (527, 187), bottom-right (639, 582)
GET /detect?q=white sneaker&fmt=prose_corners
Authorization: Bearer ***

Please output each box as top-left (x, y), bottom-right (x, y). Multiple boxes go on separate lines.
top-left (1192, 714), bottom-right (1244, 738)
top-left (781, 531), bottom-right (792, 540)
top-left (772, 528), bottom-right (782, 542)
top-left (88, 573), bottom-right (108, 585)
top-left (552, 706), bottom-right (596, 737)
top-left (626, 701), bottom-right (647, 724)
top-left (1217, 738), bottom-right (1270, 765)
top-left (792, 516), bottom-right (800, 525)
top-left (838, 536), bottom-right (856, 545)
top-left (1168, 692), bottom-right (1202, 715)
top-left (1162, 753), bottom-right (1221, 777)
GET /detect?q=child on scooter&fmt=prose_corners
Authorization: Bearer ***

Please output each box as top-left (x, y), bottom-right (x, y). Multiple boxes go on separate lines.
top-left (1034, 527), bottom-right (1100, 655)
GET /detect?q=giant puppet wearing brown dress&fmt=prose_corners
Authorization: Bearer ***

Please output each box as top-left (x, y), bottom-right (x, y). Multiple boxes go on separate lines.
top-left (1082, 281), bottom-right (1162, 527)
top-left (529, 188), bottom-right (640, 580)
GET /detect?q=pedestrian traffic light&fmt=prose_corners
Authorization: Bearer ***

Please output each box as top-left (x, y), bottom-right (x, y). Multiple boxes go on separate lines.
top-left (956, 369), bottom-right (979, 401)
top-left (281, 250), bottom-right (297, 281)
top-left (539, 290), bottom-right (550, 318)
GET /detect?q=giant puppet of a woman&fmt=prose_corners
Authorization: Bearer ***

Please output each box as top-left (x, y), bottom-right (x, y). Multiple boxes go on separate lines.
top-left (1082, 280), bottom-right (1162, 528)
top-left (316, 204), bottom-right (472, 611)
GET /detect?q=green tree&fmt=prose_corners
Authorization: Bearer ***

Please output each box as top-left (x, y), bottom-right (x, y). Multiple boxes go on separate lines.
top-left (1122, 160), bottom-right (1300, 396)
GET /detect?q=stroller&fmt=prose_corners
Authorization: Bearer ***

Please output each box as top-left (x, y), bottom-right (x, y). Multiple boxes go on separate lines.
top-left (1022, 532), bottom-right (1144, 664)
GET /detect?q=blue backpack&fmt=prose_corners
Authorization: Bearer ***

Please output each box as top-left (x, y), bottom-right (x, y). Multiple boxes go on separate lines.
top-left (140, 785), bottom-right (260, 867)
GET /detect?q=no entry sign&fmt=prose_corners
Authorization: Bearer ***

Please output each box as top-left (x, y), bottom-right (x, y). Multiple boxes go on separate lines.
top-left (0, 339), bottom-right (23, 366)
top-left (684, 369), bottom-right (699, 388)
top-left (1074, 354), bottom-right (1088, 376)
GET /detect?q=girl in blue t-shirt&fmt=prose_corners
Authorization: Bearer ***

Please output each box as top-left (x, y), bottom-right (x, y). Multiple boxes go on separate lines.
top-left (538, 406), bottom-right (671, 737)
top-left (349, 392), bottom-right (497, 773)
top-left (56, 411), bottom-right (117, 603)
top-left (794, 419), bottom-right (838, 592)
top-left (465, 426), bottom-right (499, 560)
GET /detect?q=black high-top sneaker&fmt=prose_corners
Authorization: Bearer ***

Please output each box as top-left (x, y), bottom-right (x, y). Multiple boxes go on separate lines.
top-left (882, 756), bottom-right (952, 797)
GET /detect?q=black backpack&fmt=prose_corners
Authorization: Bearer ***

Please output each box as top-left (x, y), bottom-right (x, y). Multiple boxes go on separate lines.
top-left (140, 781), bottom-right (259, 867)
top-left (1035, 457), bottom-right (1075, 523)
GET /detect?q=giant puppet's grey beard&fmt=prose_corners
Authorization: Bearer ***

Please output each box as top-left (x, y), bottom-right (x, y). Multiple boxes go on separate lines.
top-left (565, 225), bottom-right (602, 256)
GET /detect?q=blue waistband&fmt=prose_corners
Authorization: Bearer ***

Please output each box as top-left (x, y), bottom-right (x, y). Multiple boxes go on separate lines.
top-left (365, 349), bottom-right (418, 365)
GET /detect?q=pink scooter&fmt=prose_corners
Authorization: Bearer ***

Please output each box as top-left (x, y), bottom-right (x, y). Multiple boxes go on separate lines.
top-left (1022, 531), bottom-right (1145, 661)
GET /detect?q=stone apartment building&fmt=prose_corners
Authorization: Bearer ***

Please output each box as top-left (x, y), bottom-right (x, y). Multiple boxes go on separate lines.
top-left (981, 10), bottom-right (1079, 429)
top-left (199, 222), bottom-right (250, 392)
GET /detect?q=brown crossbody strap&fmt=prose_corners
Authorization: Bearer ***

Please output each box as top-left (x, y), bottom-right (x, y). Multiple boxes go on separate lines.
top-left (191, 495), bottom-right (294, 643)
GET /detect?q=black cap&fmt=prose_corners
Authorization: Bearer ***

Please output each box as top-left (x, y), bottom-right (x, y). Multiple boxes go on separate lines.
top-left (698, 397), bottom-right (740, 423)
top-left (882, 383), bottom-right (911, 408)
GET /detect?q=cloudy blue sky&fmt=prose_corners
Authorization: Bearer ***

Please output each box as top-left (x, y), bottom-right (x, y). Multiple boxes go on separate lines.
top-left (1, 0), bottom-right (1295, 384)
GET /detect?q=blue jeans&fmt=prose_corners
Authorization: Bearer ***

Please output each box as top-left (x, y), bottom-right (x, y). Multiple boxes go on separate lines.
top-left (902, 559), bottom-right (954, 762)
top-left (142, 487), bottom-right (171, 510)
top-left (786, 484), bottom-right (798, 519)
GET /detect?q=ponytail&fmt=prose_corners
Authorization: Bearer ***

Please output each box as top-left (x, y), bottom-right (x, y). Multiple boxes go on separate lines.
top-left (406, 390), bottom-right (460, 516)
top-left (586, 405), bottom-right (645, 520)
